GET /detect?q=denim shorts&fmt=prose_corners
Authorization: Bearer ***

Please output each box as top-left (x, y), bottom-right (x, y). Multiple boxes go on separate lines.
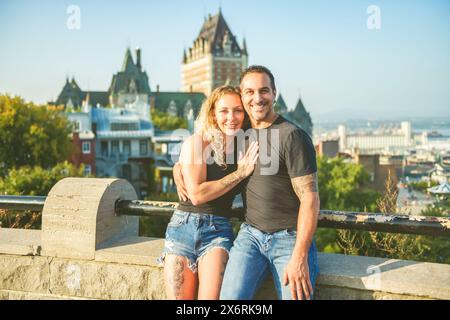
top-left (157, 209), bottom-right (234, 273)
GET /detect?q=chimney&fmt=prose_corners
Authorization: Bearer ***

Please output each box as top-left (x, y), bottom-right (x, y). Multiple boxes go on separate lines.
top-left (136, 47), bottom-right (141, 69)
top-left (156, 84), bottom-right (160, 93)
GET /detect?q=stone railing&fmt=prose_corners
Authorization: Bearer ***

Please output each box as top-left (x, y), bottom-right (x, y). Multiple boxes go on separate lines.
top-left (1, 178), bottom-right (449, 300)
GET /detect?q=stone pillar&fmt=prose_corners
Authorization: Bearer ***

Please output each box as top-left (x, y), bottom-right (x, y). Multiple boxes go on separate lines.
top-left (41, 178), bottom-right (138, 260)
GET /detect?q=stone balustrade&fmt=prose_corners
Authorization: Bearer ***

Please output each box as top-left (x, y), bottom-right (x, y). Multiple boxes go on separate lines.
top-left (1, 178), bottom-right (449, 300)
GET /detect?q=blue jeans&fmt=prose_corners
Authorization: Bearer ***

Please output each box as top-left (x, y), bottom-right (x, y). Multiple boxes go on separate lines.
top-left (220, 222), bottom-right (319, 300)
top-left (157, 210), bottom-right (234, 273)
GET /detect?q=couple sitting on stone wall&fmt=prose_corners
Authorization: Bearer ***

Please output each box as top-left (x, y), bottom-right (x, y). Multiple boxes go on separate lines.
top-left (157, 65), bottom-right (320, 300)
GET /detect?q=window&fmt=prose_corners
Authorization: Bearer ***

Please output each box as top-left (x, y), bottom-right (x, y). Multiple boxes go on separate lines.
top-left (82, 141), bottom-right (91, 154)
top-left (123, 140), bottom-right (131, 156)
top-left (140, 140), bottom-right (148, 155)
top-left (111, 141), bottom-right (119, 156)
top-left (83, 165), bottom-right (91, 176)
top-left (74, 121), bottom-right (80, 131)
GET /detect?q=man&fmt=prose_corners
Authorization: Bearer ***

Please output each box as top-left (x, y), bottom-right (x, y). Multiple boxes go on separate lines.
top-left (175, 66), bottom-right (320, 300)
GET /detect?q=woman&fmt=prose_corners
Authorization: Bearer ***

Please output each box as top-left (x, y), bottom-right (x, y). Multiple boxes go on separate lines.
top-left (158, 85), bottom-right (258, 300)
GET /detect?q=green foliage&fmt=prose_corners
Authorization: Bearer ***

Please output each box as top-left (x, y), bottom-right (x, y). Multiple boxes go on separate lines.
top-left (139, 216), bottom-right (170, 238)
top-left (317, 156), bottom-right (380, 212)
top-left (152, 109), bottom-right (188, 131)
top-left (408, 180), bottom-right (439, 193)
top-left (334, 172), bottom-right (450, 264)
top-left (0, 161), bottom-right (85, 229)
top-left (316, 228), bottom-right (342, 253)
top-left (420, 203), bottom-right (449, 217)
top-left (0, 209), bottom-right (42, 230)
top-left (315, 156), bottom-right (380, 254)
top-left (335, 230), bottom-right (450, 264)
top-left (0, 161), bottom-right (85, 196)
top-left (0, 95), bottom-right (73, 176)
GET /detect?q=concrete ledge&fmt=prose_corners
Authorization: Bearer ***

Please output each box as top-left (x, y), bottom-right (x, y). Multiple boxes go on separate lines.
top-left (1, 231), bottom-right (449, 300)
top-left (316, 254), bottom-right (450, 300)
top-left (96, 236), bottom-right (163, 267)
top-left (314, 285), bottom-right (432, 300)
top-left (0, 228), bottom-right (41, 256)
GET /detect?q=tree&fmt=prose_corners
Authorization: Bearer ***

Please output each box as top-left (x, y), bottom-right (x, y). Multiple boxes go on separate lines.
top-left (0, 161), bottom-right (85, 196)
top-left (0, 95), bottom-right (73, 176)
top-left (0, 161), bottom-right (85, 229)
top-left (152, 109), bottom-right (188, 131)
top-left (317, 156), bottom-right (380, 212)
top-left (315, 156), bottom-right (380, 253)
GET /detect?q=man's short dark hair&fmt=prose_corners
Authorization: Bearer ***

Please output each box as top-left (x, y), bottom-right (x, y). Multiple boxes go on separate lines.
top-left (240, 65), bottom-right (276, 92)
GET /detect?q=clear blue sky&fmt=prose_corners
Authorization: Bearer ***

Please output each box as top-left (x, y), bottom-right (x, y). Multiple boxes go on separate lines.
top-left (0, 0), bottom-right (449, 120)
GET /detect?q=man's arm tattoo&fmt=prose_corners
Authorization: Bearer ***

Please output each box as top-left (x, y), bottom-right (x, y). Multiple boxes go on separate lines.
top-left (291, 172), bottom-right (318, 200)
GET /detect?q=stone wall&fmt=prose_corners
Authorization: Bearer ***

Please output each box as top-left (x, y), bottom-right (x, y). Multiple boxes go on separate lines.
top-left (1, 178), bottom-right (449, 300)
top-left (1, 235), bottom-right (449, 300)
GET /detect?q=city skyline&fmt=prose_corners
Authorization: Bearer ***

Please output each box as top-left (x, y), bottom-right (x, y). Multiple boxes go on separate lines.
top-left (0, 0), bottom-right (449, 120)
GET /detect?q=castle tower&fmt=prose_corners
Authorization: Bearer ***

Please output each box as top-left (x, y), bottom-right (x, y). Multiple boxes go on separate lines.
top-left (182, 9), bottom-right (248, 95)
top-left (109, 47), bottom-right (151, 108)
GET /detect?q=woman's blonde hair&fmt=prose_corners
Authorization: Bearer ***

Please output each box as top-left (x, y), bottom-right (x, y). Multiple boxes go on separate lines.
top-left (195, 85), bottom-right (245, 166)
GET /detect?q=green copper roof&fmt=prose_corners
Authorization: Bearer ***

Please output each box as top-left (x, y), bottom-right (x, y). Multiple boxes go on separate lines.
top-left (110, 48), bottom-right (151, 95)
top-left (274, 94), bottom-right (288, 114)
top-left (150, 91), bottom-right (206, 118)
top-left (288, 97), bottom-right (313, 137)
top-left (294, 97), bottom-right (307, 114)
top-left (122, 48), bottom-right (136, 72)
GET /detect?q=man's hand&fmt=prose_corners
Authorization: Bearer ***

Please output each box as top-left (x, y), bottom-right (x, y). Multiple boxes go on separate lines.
top-left (282, 254), bottom-right (313, 300)
top-left (173, 162), bottom-right (189, 202)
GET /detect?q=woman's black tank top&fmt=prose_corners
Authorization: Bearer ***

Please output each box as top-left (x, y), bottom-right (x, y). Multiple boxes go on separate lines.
top-left (177, 149), bottom-right (243, 217)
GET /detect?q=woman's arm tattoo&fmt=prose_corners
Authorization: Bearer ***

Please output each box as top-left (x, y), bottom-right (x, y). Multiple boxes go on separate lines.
top-left (220, 167), bottom-right (246, 188)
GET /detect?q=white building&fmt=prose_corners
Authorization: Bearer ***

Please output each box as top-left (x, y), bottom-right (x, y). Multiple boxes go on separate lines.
top-left (338, 121), bottom-right (413, 154)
